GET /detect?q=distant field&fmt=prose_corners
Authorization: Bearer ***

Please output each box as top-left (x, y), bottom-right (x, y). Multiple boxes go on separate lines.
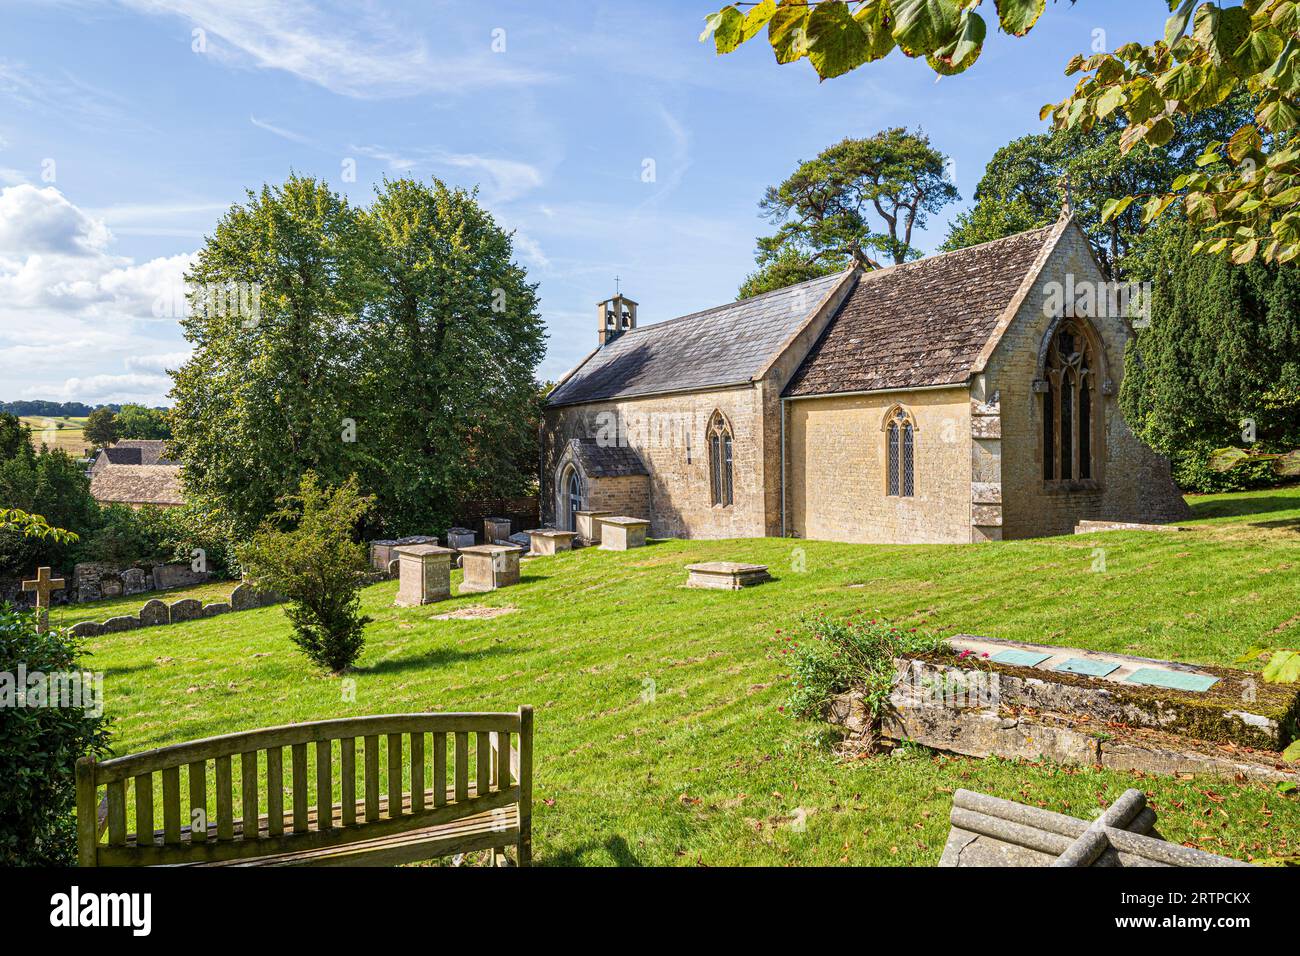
top-left (20, 416), bottom-right (91, 457)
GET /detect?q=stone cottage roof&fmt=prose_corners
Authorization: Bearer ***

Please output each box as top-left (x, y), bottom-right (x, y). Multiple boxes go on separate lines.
top-left (90, 464), bottom-right (184, 507)
top-left (546, 270), bottom-right (851, 407)
top-left (783, 223), bottom-right (1060, 399)
top-left (99, 446), bottom-right (143, 465)
top-left (112, 439), bottom-right (175, 465)
top-left (566, 438), bottom-right (648, 478)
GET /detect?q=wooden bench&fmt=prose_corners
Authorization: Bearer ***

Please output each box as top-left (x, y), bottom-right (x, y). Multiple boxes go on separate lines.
top-left (76, 708), bottom-right (533, 867)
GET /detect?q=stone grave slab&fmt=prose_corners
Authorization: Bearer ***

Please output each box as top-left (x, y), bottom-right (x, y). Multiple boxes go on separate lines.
top-left (393, 544), bottom-right (454, 606)
top-left (990, 649), bottom-right (1050, 668)
top-left (1127, 667), bottom-right (1219, 693)
top-left (598, 516), bottom-right (649, 551)
top-left (459, 544), bottom-right (520, 594)
top-left (168, 599), bottom-right (202, 623)
top-left (202, 602), bottom-right (231, 617)
top-left (1054, 657), bottom-right (1120, 678)
top-left (684, 562), bottom-right (770, 590)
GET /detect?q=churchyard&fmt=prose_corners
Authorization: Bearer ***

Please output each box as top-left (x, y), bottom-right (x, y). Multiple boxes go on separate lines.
top-left (81, 486), bottom-right (1300, 866)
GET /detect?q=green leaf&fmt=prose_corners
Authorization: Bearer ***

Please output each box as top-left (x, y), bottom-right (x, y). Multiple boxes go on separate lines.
top-left (1207, 446), bottom-right (1250, 471)
top-left (1231, 238), bottom-right (1259, 263)
top-left (742, 0), bottom-right (777, 42)
top-left (1142, 193), bottom-right (1178, 224)
top-left (853, 0), bottom-right (898, 62)
top-left (1147, 115), bottom-right (1176, 146)
top-left (891, 0), bottom-right (963, 57)
top-left (1164, 0), bottom-right (1196, 47)
top-left (807, 1), bottom-right (876, 79)
top-left (1096, 85), bottom-right (1126, 118)
top-left (711, 5), bottom-right (745, 54)
top-left (768, 3), bottom-right (812, 64)
top-left (927, 10), bottom-right (986, 75)
top-left (995, 0), bottom-right (1046, 37)
top-left (1232, 26), bottom-right (1284, 77)
top-left (1263, 649), bottom-right (1300, 684)
top-left (1100, 195), bottom-right (1136, 223)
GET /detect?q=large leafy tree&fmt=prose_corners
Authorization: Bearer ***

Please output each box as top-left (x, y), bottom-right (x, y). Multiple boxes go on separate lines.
top-left (1121, 221), bottom-right (1300, 490)
top-left (740, 128), bottom-right (958, 296)
top-left (358, 178), bottom-right (546, 534)
top-left (943, 95), bottom-right (1252, 276)
top-left (115, 404), bottom-right (171, 441)
top-left (82, 407), bottom-right (119, 449)
top-left (169, 175), bottom-right (377, 537)
top-left (701, 1), bottom-right (1299, 264)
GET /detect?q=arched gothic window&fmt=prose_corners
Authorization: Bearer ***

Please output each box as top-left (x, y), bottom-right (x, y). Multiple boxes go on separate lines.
top-left (707, 411), bottom-right (733, 507)
top-left (885, 406), bottom-right (916, 497)
top-left (1043, 320), bottom-right (1097, 483)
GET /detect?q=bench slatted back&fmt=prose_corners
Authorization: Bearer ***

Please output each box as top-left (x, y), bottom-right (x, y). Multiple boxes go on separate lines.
top-left (77, 709), bottom-right (530, 867)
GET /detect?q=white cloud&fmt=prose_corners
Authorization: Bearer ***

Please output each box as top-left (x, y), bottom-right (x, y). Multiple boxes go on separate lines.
top-left (0, 184), bottom-right (112, 255)
top-left (28, 372), bottom-right (173, 404)
top-left (0, 184), bottom-right (195, 404)
top-left (354, 144), bottom-right (545, 203)
top-left (249, 114), bottom-right (316, 146)
top-left (119, 0), bottom-right (547, 98)
top-left (125, 350), bottom-right (191, 372)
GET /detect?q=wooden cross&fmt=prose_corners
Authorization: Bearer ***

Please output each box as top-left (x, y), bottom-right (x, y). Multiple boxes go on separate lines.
top-left (22, 566), bottom-right (64, 633)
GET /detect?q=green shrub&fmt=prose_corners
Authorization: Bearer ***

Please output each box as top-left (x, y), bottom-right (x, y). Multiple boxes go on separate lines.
top-left (0, 606), bottom-right (112, 865)
top-left (237, 472), bottom-right (373, 672)
top-left (784, 615), bottom-right (944, 722)
top-left (1173, 441), bottom-right (1282, 494)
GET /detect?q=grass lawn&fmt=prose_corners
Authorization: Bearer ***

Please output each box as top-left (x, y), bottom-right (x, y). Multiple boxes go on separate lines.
top-left (21, 415), bottom-right (90, 457)
top-left (51, 580), bottom-right (239, 628)
top-left (84, 488), bottom-right (1300, 865)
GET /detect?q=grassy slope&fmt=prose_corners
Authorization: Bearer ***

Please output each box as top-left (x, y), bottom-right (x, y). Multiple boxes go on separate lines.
top-left (50, 581), bottom-right (239, 628)
top-left (85, 489), bottom-right (1300, 865)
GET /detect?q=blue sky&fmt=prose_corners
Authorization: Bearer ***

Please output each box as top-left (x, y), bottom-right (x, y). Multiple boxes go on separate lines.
top-left (0, 0), bottom-right (1168, 407)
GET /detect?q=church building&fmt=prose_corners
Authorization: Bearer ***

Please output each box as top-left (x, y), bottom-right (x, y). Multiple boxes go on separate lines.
top-left (541, 216), bottom-right (1189, 544)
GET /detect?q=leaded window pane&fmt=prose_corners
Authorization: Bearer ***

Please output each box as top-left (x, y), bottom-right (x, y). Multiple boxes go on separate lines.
top-left (887, 423), bottom-right (900, 496)
top-left (902, 424), bottom-right (914, 497)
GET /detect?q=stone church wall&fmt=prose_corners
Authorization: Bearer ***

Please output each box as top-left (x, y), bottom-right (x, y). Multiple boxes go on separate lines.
top-left (785, 386), bottom-right (972, 544)
top-left (984, 223), bottom-right (1190, 539)
top-left (542, 383), bottom-right (772, 539)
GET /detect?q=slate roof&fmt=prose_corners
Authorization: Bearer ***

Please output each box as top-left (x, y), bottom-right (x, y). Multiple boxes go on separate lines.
top-left (546, 271), bottom-right (850, 407)
top-left (100, 446), bottom-right (143, 465)
top-left (567, 438), bottom-right (648, 477)
top-left (783, 224), bottom-right (1060, 398)
top-left (90, 464), bottom-right (184, 506)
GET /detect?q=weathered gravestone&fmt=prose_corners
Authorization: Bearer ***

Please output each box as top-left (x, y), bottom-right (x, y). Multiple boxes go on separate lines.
top-left (574, 510), bottom-right (612, 546)
top-left (597, 516), bottom-right (649, 551)
top-left (445, 527), bottom-right (475, 550)
top-left (230, 582), bottom-right (283, 611)
top-left (459, 545), bottom-right (520, 594)
top-left (202, 602), bottom-right (231, 617)
top-left (168, 599), bottom-right (202, 623)
top-left (138, 599), bottom-right (169, 628)
top-left (70, 621), bottom-right (104, 637)
top-left (393, 544), bottom-right (454, 606)
top-left (121, 568), bottom-right (151, 596)
top-left (483, 516), bottom-right (512, 544)
top-left (152, 562), bottom-right (208, 591)
top-left (101, 615), bottom-right (139, 633)
top-left (527, 529), bottom-right (575, 556)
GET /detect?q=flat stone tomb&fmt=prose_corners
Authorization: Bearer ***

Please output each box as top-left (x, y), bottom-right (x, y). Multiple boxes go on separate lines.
top-left (459, 544), bottom-right (521, 594)
top-left (954, 635), bottom-right (1221, 692)
top-left (445, 527), bottom-right (475, 550)
top-left (528, 529), bottom-right (575, 557)
top-left (685, 561), bottom-right (770, 590)
top-left (597, 516), bottom-right (649, 551)
top-left (574, 510), bottom-right (612, 545)
top-left (393, 544), bottom-right (455, 606)
top-left (483, 517), bottom-right (512, 544)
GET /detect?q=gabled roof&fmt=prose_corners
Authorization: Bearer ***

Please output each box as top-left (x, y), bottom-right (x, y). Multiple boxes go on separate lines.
top-left (546, 270), bottom-right (851, 407)
top-left (564, 438), bottom-right (648, 478)
top-left (783, 222), bottom-right (1063, 399)
top-left (100, 446), bottom-right (143, 465)
top-left (90, 464), bottom-right (184, 506)
top-left (112, 439), bottom-right (175, 465)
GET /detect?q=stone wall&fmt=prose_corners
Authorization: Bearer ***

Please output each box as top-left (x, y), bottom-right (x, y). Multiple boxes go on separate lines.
top-left (542, 384), bottom-right (772, 539)
top-left (982, 221), bottom-right (1190, 539)
top-left (73, 561), bottom-right (212, 603)
top-left (785, 386), bottom-right (973, 543)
